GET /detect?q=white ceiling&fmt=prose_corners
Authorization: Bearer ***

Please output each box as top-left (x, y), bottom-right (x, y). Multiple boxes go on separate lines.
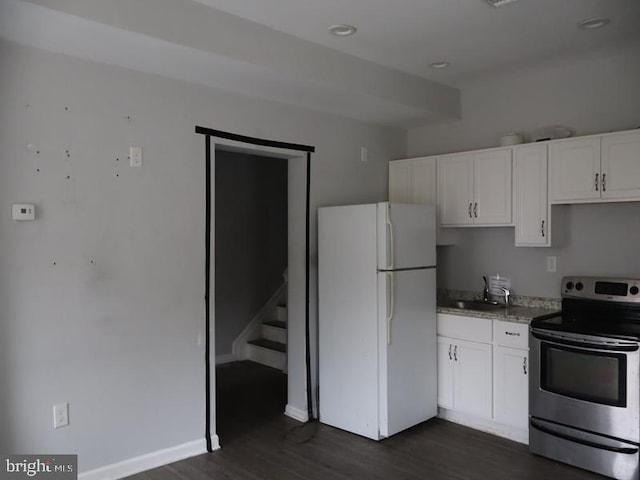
top-left (191, 0), bottom-right (640, 85)
top-left (2, 0), bottom-right (639, 127)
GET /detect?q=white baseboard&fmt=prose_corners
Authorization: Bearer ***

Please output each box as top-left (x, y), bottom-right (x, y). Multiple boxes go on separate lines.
top-left (78, 437), bottom-right (215, 480)
top-left (232, 282), bottom-right (287, 359)
top-left (284, 404), bottom-right (309, 423)
top-left (438, 407), bottom-right (528, 444)
top-left (215, 353), bottom-right (237, 365)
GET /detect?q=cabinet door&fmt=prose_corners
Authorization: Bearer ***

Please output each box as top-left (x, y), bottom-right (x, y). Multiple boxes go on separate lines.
top-left (453, 338), bottom-right (492, 419)
top-left (493, 346), bottom-right (529, 429)
top-left (549, 137), bottom-right (601, 202)
top-left (411, 157), bottom-right (438, 205)
top-left (389, 159), bottom-right (413, 203)
top-left (437, 336), bottom-right (455, 409)
top-left (438, 153), bottom-right (474, 226)
top-left (474, 149), bottom-right (512, 225)
top-left (514, 144), bottom-right (549, 246)
top-left (601, 131), bottom-right (640, 200)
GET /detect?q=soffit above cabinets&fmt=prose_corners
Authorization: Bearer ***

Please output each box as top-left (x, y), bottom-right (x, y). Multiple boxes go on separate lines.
top-left (3, 0), bottom-right (638, 127)
top-left (0, 0), bottom-right (460, 128)
top-left (190, 0), bottom-right (640, 85)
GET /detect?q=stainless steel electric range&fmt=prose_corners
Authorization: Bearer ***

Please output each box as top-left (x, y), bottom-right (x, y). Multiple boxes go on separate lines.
top-left (529, 276), bottom-right (640, 480)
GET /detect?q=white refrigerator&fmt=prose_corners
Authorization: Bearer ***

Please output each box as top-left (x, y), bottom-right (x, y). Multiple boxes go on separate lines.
top-left (318, 202), bottom-right (437, 440)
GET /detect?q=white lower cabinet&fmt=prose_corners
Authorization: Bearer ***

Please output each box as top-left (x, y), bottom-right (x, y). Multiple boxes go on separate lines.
top-left (437, 314), bottom-right (530, 443)
top-left (437, 334), bottom-right (492, 418)
top-left (492, 319), bottom-right (529, 430)
top-left (437, 336), bottom-right (492, 418)
top-left (493, 346), bottom-right (529, 429)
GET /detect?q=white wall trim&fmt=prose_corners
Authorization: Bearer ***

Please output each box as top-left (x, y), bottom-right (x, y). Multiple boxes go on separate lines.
top-left (215, 353), bottom-right (237, 365)
top-left (78, 438), bottom-right (215, 480)
top-left (438, 408), bottom-right (528, 444)
top-left (284, 404), bottom-right (309, 423)
top-left (232, 281), bottom-right (287, 359)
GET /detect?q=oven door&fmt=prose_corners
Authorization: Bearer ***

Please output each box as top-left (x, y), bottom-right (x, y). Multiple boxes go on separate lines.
top-left (530, 328), bottom-right (640, 442)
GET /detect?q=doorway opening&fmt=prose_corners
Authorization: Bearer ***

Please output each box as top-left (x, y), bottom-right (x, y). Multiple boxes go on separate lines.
top-left (196, 126), bottom-right (315, 451)
top-left (214, 149), bottom-right (288, 444)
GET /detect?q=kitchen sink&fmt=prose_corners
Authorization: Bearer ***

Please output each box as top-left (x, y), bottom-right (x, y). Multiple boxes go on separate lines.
top-left (440, 300), bottom-right (507, 311)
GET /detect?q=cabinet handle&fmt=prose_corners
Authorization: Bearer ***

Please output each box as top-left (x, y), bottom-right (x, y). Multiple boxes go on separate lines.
top-left (523, 357), bottom-right (527, 375)
top-left (448, 344), bottom-right (452, 360)
top-left (541, 220), bottom-right (545, 237)
top-left (473, 203), bottom-right (478, 218)
top-left (602, 173), bottom-right (606, 192)
top-left (454, 345), bottom-right (458, 362)
top-left (468, 203), bottom-right (472, 218)
top-left (595, 173), bottom-right (599, 191)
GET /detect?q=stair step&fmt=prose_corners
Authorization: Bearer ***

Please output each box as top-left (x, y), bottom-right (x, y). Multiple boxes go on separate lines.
top-left (248, 338), bottom-right (286, 353)
top-left (271, 305), bottom-right (287, 323)
top-left (263, 320), bottom-right (287, 329)
top-left (262, 323), bottom-right (286, 343)
top-left (245, 340), bottom-right (286, 371)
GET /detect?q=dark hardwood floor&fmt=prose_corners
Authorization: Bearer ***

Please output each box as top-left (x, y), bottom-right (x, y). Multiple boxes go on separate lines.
top-left (128, 361), bottom-right (603, 480)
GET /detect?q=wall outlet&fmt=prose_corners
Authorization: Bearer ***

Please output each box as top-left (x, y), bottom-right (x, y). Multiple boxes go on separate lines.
top-left (546, 256), bottom-right (557, 273)
top-left (53, 402), bottom-right (69, 429)
top-left (12, 204), bottom-right (35, 221)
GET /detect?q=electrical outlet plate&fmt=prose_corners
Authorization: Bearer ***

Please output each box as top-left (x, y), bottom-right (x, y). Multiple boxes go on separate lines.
top-left (53, 402), bottom-right (69, 429)
top-left (12, 204), bottom-right (35, 220)
top-left (547, 256), bottom-right (557, 273)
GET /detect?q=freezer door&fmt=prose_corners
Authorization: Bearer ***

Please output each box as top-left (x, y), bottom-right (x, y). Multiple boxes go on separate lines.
top-left (318, 204), bottom-right (380, 440)
top-left (377, 203), bottom-right (436, 270)
top-left (378, 267), bottom-right (437, 438)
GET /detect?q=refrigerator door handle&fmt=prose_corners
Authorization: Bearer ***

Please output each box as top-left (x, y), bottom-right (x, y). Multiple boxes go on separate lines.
top-left (386, 271), bottom-right (395, 344)
top-left (386, 204), bottom-right (394, 270)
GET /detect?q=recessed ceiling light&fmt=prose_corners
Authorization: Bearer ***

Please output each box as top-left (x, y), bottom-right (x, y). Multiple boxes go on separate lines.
top-left (485, 0), bottom-right (521, 7)
top-left (429, 61), bottom-right (451, 69)
top-left (578, 17), bottom-right (611, 30)
top-left (329, 24), bottom-right (357, 36)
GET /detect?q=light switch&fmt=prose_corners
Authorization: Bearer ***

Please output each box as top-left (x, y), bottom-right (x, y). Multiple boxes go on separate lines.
top-left (130, 146), bottom-right (142, 167)
top-left (12, 204), bottom-right (35, 220)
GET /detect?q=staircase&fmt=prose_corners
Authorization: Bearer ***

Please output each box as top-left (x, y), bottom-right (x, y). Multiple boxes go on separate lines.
top-left (245, 302), bottom-right (287, 371)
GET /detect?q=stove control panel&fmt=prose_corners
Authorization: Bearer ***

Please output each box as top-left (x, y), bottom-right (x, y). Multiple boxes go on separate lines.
top-left (562, 276), bottom-right (640, 303)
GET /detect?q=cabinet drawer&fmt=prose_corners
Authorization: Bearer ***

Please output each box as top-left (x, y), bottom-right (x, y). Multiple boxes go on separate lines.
top-left (493, 320), bottom-right (528, 349)
top-left (437, 314), bottom-right (492, 343)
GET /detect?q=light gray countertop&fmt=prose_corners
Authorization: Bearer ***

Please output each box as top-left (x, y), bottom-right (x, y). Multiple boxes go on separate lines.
top-left (437, 289), bottom-right (561, 325)
top-left (436, 305), bottom-right (560, 324)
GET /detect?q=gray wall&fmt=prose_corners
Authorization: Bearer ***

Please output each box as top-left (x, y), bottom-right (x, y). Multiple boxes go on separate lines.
top-left (214, 151), bottom-right (288, 357)
top-left (408, 43), bottom-right (640, 298)
top-left (0, 39), bottom-right (405, 472)
top-left (437, 203), bottom-right (640, 298)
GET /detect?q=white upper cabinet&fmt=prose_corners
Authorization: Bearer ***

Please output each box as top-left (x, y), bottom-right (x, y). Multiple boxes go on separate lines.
top-left (438, 153), bottom-right (474, 225)
top-left (388, 159), bottom-right (413, 204)
top-left (601, 130), bottom-right (640, 200)
top-left (514, 144), bottom-right (550, 247)
top-left (549, 137), bottom-right (601, 202)
top-left (550, 130), bottom-right (640, 203)
top-left (438, 149), bottom-right (512, 226)
top-left (410, 157), bottom-right (438, 205)
top-left (389, 156), bottom-right (457, 245)
top-left (389, 156), bottom-right (438, 205)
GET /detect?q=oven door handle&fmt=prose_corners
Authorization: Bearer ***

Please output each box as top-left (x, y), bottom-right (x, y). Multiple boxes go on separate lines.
top-left (531, 330), bottom-right (640, 352)
top-left (530, 420), bottom-right (639, 455)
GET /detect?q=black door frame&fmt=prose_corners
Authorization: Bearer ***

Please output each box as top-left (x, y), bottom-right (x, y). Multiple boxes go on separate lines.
top-left (195, 126), bottom-right (315, 451)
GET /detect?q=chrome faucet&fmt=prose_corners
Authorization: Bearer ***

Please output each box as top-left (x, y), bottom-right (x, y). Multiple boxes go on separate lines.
top-left (501, 287), bottom-right (511, 306)
top-left (482, 276), bottom-right (489, 302)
